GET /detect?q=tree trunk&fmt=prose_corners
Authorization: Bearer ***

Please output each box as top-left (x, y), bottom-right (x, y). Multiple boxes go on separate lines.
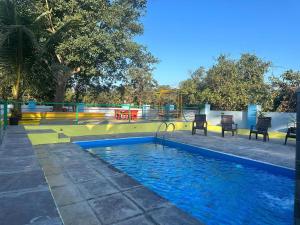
top-left (11, 28), bottom-right (23, 117)
top-left (53, 71), bottom-right (69, 111)
top-left (12, 65), bottom-right (21, 100)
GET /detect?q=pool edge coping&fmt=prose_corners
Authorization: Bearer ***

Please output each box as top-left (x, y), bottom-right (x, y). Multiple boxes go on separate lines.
top-left (74, 136), bottom-right (295, 175)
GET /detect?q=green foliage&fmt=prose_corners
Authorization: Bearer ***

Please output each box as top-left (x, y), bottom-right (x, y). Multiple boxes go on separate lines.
top-left (271, 70), bottom-right (300, 112)
top-left (123, 67), bottom-right (157, 105)
top-left (32, 0), bottom-right (157, 103)
top-left (0, 0), bottom-right (38, 102)
top-left (0, 0), bottom-right (157, 105)
top-left (65, 67), bottom-right (158, 105)
top-left (179, 67), bottom-right (205, 105)
top-left (180, 54), bottom-right (273, 111)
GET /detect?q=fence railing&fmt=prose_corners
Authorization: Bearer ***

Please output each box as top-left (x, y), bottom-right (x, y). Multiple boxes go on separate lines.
top-left (0, 100), bottom-right (295, 132)
top-left (0, 100), bottom-right (201, 126)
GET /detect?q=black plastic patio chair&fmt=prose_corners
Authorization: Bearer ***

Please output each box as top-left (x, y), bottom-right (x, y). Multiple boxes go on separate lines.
top-left (285, 127), bottom-right (296, 145)
top-left (249, 117), bottom-right (272, 142)
top-left (221, 115), bottom-right (238, 137)
top-left (192, 114), bottom-right (207, 136)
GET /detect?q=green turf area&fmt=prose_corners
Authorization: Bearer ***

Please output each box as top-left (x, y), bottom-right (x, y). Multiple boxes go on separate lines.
top-left (24, 122), bottom-right (288, 145)
top-left (27, 133), bottom-right (70, 145)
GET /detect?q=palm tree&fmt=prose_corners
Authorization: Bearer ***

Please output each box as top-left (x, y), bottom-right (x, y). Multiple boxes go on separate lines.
top-left (0, 0), bottom-right (37, 116)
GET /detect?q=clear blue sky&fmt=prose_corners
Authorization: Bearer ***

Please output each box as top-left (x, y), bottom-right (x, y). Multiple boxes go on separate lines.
top-left (136, 0), bottom-right (300, 87)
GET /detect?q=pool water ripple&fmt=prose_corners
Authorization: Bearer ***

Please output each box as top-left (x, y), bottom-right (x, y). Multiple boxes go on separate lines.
top-left (88, 143), bottom-right (294, 225)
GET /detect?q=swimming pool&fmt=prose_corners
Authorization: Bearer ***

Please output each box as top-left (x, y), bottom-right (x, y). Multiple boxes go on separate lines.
top-left (75, 137), bottom-right (295, 225)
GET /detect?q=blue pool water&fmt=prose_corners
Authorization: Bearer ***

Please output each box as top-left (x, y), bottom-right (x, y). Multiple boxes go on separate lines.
top-left (77, 138), bottom-right (294, 225)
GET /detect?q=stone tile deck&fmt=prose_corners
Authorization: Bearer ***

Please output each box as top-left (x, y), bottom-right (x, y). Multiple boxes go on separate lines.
top-left (1, 126), bottom-right (295, 225)
top-left (0, 126), bottom-right (62, 225)
top-left (34, 141), bottom-right (202, 225)
top-left (167, 131), bottom-right (295, 169)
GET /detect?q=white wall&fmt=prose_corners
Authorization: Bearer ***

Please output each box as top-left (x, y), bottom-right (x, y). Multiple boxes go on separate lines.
top-left (207, 111), bottom-right (248, 128)
top-left (183, 107), bottom-right (294, 131)
top-left (264, 112), bottom-right (296, 132)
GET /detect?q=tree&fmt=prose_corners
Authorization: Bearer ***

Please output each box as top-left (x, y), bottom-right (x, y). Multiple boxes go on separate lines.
top-left (33, 0), bottom-right (156, 108)
top-left (189, 54), bottom-right (272, 110)
top-left (200, 55), bottom-right (241, 110)
top-left (0, 0), bottom-right (37, 103)
top-left (237, 53), bottom-right (272, 110)
top-left (123, 67), bottom-right (157, 105)
top-left (271, 70), bottom-right (300, 112)
top-left (179, 67), bottom-right (205, 105)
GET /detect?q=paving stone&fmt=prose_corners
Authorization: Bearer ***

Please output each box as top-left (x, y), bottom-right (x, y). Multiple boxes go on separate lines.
top-left (2, 138), bottom-right (32, 148)
top-left (113, 215), bottom-right (155, 225)
top-left (87, 159), bottom-right (116, 173)
top-left (36, 152), bottom-right (50, 159)
top-left (0, 146), bottom-right (34, 157)
top-left (168, 131), bottom-right (295, 168)
top-left (0, 170), bottom-right (46, 193)
top-left (89, 193), bottom-right (142, 224)
top-left (0, 189), bottom-right (62, 225)
top-left (62, 161), bottom-right (90, 169)
top-left (124, 186), bottom-right (168, 211)
top-left (4, 126), bottom-right (25, 133)
top-left (39, 157), bottom-right (60, 166)
top-left (59, 202), bottom-right (101, 225)
top-left (66, 167), bottom-right (101, 183)
top-left (47, 173), bottom-right (71, 188)
top-left (108, 174), bottom-right (141, 191)
top-left (77, 177), bottom-right (119, 199)
top-left (53, 150), bottom-right (75, 157)
top-left (34, 148), bottom-right (51, 157)
top-left (2, 132), bottom-right (27, 138)
top-left (0, 156), bottom-right (39, 172)
top-left (43, 164), bottom-right (63, 176)
top-left (149, 206), bottom-right (203, 225)
top-left (52, 184), bottom-right (84, 206)
top-left (34, 145), bottom-right (51, 152)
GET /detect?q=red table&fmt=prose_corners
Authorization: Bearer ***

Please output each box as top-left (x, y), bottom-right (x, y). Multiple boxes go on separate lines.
top-left (114, 109), bottom-right (138, 120)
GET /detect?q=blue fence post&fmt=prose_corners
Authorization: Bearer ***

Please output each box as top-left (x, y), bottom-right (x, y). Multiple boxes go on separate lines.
top-left (247, 104), bottom-right (261, 128)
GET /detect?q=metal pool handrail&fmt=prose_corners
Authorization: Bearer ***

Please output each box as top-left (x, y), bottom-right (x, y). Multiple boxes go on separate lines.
top-left (166, 122), bottom-right (175, 134)
top-left (155, 122), bottom-right (168, 138)
top-left (155, 122), bottom-right (176, 139)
